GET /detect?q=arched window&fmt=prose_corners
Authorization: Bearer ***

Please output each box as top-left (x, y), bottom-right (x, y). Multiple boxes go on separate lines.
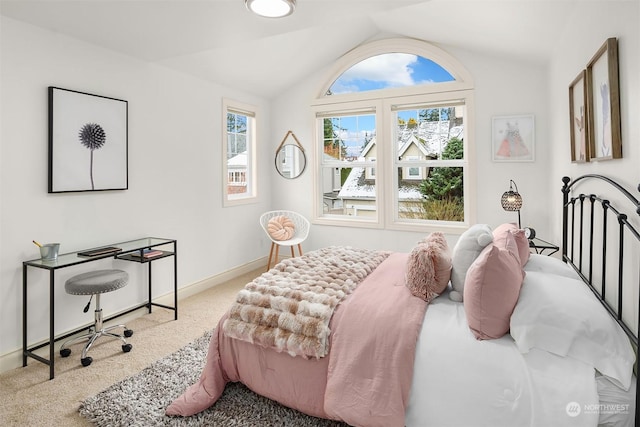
top-left (312, 38), bottom-right (475, 232)
top-left (327, 53), bottom-right (455, 95)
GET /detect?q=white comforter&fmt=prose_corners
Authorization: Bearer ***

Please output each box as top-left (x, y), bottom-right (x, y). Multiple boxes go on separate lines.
top-left (406, 287), bottom-right (600, 427)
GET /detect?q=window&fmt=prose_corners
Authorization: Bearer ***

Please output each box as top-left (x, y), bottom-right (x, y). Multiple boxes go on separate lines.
top-left (223, 98), bottom-right (257, 206)
top-left (328, 53), bottom-right (454, 95)
top-left (392, 100), bottom-right (466, 224)
top-left (317, 106), bottom-right (380, 222)
top-left (312, 38), bottom-right (475, 231)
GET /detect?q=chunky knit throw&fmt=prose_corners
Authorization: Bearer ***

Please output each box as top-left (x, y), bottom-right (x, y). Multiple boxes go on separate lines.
top-left (222, 246), bottom-right (390, 358)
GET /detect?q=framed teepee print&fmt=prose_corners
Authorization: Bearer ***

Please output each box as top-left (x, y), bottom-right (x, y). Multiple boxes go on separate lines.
top-left (491, 114), bottom-right (535, 162)
top-left (48, 87), bottom-right (128, 193)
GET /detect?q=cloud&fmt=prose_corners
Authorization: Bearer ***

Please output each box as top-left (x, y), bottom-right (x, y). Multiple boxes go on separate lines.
top-left (339, 53), bottom-right (418, 87)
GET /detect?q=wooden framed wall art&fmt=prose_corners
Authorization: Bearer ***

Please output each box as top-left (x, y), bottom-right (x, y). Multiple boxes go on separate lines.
top-left (569, 70), bottom-right (589, 163)
top-left (48, 87), bottom-right (128, 193)
top-left (586, 37), bottom-right (622, 160)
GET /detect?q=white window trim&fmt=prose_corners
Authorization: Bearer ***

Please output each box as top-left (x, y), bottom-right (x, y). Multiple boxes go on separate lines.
top-left (312, 99), bottom-right (385, 229)
top-left (222, 98), bottom-right (258, 207)
top-left (312, 38), bottom-right (474, 105)
top-left (384, 93), bottom-right (476, 233)
top-left (311, 38), bottom-right (476, 233)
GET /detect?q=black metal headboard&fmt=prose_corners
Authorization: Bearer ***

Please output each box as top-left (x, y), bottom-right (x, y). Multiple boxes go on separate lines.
top-left (561, 174), bottom-right (640, 425)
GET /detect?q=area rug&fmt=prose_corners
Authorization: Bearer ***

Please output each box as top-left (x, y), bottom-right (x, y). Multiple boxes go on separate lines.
top-left (79, 331), bottom-right (349, 426)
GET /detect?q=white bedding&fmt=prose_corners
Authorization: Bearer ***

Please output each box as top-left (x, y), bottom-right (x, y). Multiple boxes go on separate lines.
top-left (406, 287), bottom-right (600, 427)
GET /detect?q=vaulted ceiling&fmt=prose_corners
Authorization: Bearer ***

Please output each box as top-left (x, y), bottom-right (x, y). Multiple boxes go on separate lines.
top-left (0, 0), bottom-right (580, 98)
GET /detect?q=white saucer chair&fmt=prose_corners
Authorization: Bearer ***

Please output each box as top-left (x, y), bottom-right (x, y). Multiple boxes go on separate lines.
top-left (259, 210), bottom-right (310, 271)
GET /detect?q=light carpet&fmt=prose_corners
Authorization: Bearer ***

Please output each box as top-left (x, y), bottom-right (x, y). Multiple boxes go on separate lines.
top-left (79, 330), bottom-right (349, 426)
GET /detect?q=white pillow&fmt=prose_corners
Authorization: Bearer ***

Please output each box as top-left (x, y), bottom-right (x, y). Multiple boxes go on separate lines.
top-left (449, 224), bottom-right (493, 302)
top-left (524, 254), bottom-right (580, 279)
top-left (510, 271), bottom-right (635, 391)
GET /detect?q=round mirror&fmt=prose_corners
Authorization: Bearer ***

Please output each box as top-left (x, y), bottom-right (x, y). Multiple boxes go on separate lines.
top-left (275, 144), bottom-right (306, 179)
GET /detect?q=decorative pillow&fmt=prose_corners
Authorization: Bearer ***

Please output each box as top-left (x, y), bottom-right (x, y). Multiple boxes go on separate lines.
top-left (464, 232), bottom-right (524, 340)
top-left (406, 232), bottom-right (452, 302)
top-left (449, 224), bottom-right (493, 302)
top-left (523, 254), bottom-right (579, 279)
top-left (510, 271), bottom-right (635, 391)
top-left (267, 215), bottom-right (295, 241)
top-left (492, 222), bottom-right (530, 267)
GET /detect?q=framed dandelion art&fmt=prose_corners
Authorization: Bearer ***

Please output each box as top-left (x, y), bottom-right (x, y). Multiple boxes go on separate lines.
top-left (48, 87), bottom-right (128, 193)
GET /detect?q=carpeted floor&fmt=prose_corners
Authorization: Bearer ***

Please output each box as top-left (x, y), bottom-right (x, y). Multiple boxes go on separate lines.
top-left (79, 330), bottom-right (348, 426)
top-left (0, 269), bottom-right (258, 426)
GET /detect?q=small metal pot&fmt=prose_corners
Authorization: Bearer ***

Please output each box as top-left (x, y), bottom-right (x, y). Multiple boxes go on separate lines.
top-left (40, 243), bottom-right (60, 261)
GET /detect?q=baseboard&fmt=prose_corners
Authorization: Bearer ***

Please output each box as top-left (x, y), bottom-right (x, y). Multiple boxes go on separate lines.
top-left (0, 257), bottom-right (267, 375)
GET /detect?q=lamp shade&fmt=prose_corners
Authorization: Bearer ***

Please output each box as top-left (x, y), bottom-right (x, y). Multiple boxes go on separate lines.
top-left (501, 190), bottom-right (523, 211)
top-left (245, 0), bottom-right (296, 18)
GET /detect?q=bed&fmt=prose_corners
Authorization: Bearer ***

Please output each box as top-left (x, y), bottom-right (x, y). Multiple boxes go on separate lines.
top-left (166, 174), bottom-right (639, 426)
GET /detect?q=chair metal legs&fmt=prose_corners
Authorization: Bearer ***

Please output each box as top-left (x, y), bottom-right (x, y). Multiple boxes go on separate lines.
top-left (59, 294), bottom-right (133, 366)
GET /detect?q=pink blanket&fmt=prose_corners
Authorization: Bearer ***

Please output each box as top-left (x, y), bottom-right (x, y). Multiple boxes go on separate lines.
top-left (166, 252), bottom-right (428, 427)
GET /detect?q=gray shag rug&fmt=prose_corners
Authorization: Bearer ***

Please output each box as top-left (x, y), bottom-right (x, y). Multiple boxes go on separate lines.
top-left (79, 331), bottom-right (349, 426)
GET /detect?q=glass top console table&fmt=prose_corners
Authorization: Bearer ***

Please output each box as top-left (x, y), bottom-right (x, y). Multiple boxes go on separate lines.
top-left (22, 237), bottom-right (178, 380)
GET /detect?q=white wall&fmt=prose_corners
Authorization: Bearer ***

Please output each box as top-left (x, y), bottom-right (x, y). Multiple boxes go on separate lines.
top-left (548, 0), bottom-right (640, 240)
top-left (547, 1), bottom-right (639, 333)
top-left (270, 40), bottom-right (551, 252)
top-left (0, 17), bottom-right (273, 359)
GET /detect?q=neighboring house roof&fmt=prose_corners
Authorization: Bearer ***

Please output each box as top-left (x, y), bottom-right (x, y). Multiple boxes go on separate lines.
top-left (397, 120), bottom-right (463, 157)
top-left (361, 121), bottom-right (463, 160)
top-left (227, 151), bottom-right (247, 169)
top-left (338, 120), bottom-right (463, 201)
top-left (337, 167), bottom-right (422, 201)
top-left (360, 137), bottom-right (377, 158)
top-left (398, 134), bottom-right (431, 158)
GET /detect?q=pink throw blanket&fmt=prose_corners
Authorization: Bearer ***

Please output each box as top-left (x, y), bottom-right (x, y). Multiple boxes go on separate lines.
top-left (166, 253), bottom-right (428, 427)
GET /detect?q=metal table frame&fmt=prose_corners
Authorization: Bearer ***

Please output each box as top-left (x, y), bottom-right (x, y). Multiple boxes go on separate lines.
top-left (528, 237), bottom-right (559, 256)
top-left (22, 237), bottom-right (178, 380)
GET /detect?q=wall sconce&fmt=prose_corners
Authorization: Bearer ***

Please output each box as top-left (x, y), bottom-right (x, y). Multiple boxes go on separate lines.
top-left (501, 179), bottom-right (523, 228)
top-left (245, 0), bottom-right (296, 18)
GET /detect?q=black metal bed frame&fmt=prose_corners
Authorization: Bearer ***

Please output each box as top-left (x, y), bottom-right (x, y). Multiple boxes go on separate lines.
top-left (561, 174), bottom-right (640, 425)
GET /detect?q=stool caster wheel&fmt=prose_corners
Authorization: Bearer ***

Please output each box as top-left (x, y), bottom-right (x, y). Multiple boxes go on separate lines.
top-left (122, 343), bottom-right (132, 353)
top-left (81, 356), bottom-right (93, 367)
top-left (60, 348), bottom-right (71, 358)
top-left (124, 329), bottom-right (133, 338)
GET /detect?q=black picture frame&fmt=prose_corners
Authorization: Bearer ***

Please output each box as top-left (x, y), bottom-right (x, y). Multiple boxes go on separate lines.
top-left (48, 87), bottom-right (128, 193)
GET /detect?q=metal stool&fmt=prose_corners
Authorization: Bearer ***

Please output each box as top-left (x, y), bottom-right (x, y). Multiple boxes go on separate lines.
top-left (59, 269), bottom-right (133, 367)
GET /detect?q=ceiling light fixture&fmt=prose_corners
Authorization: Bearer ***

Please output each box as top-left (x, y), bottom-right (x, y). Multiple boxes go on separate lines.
top-left (245, 0), bottom-right (296, 18)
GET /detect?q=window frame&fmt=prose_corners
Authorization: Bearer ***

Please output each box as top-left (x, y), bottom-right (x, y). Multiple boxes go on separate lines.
top-left (312, 99), bottom-right (384, 229)
top-left (311, 39), bottom-right (476, 233)
top-left (222, 98), bottom-right (258, 207)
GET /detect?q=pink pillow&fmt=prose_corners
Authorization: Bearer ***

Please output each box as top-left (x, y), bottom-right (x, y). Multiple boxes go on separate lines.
top-left (493, 222), bottom-right (530, 267)
top-left (464, 232), bottom-right (524, 340)
top-left (267, 215), bottom-right (295, 241)
top-left (405, 232), bottom-right (452, 302)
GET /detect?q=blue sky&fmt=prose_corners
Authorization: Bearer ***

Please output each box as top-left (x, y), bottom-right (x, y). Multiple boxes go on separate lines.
top-left (329, 53), bottom-right (454, 94)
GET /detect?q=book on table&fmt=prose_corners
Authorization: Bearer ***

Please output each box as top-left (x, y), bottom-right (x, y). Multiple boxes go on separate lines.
top-left (77, 246), bottom-right (122, 257)
top-left (129, 249), bottom-right (164, 258)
